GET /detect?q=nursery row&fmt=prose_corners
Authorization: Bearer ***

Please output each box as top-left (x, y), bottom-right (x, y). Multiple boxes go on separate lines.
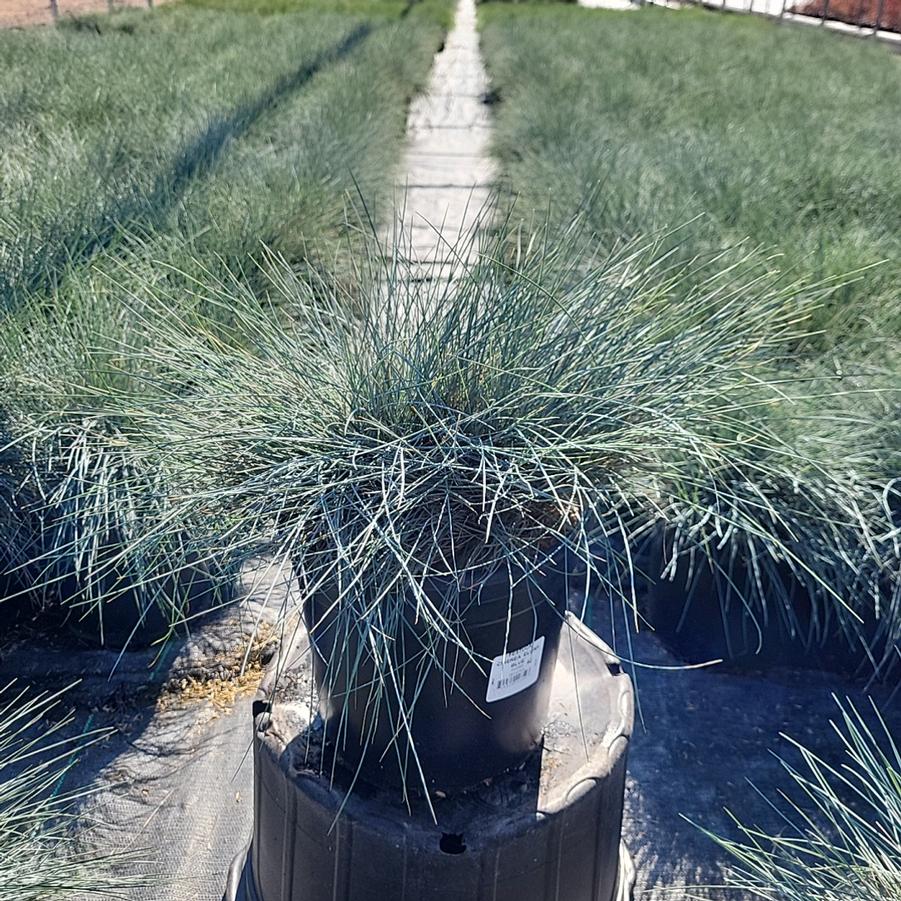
top-left (0, 0), bottom-right (447, 646)
top-left (0, 0), bottom-right (448, 308)
top-left (4, 0), bottom-right (896, 684)
top-left (1, 1), bottom-right (447, 892)
top-left (477, 12), bottom-right (900, 897)
top-left (481, 1), bottom-right (901, 681)
top-left (481, 4), bottom-right (901, 349)
top-left (0, 3), bottom-right (899, 900)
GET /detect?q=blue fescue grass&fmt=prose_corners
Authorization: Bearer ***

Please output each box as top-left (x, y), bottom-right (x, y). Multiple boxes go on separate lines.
top-left (699, 698), bottom-right (901, 900)
top-left (480, 4), bottom-right (901, 351)
top-left (0, 682), bottom-right (145, 899)
top-left (103, 220), bottom-right (850, 790)
top-left (0, 0), bottom-right (448, 641)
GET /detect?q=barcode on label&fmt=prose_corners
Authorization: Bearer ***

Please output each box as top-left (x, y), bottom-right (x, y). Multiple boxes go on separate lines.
top-left (485, 636), bottom-right (545, 703)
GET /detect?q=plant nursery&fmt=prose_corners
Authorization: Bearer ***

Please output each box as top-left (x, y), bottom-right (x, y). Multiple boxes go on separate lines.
top-left (0, 0), bottom-right (898, 899)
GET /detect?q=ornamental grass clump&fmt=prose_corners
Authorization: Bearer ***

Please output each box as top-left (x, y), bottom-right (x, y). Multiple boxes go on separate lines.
top-left (21, 419), bottom-right (223, 647)
top-left (0, 681), bottom-right (133, 900)
top-left (648, 458), bottom-right (898, 679)
top-left (127, 226), bottom-right (821, 789)
top-left (703, 698), bottom-right (901, 901)
top-left (0, 266), bottom-right (230, 647)
top-left (643, 362), bottom-right (900, 682)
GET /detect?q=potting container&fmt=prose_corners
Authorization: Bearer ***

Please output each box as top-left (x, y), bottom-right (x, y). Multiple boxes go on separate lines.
top-left (0, 571), bottom-right (24, 631)
top-left (1, 482), bottom-right (34, 630)
top-left (225, 614), bottom-right (635, 901)
top-left (643, 530), bottom-right (873, 675)
top-left (0, 524), bottom-right (34, 632)
top-left (303, 550), bottom-right (570, 790)
top-left (60, 562), bottom-right (224, 648)
top-left (34, 539), bottom-right (229, 650)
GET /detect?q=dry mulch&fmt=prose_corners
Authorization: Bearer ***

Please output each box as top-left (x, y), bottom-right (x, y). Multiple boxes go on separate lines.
top-left (791, 0), bottom-right (901, 31)
top-left (157, 621), bottom-right (280, 711)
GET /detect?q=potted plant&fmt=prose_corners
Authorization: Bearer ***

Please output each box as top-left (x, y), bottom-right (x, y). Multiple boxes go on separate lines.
top-left (0, 268), bottom-right (232, 650)
top-left (640, 373), bottom-right (900, 682)
top-left (642, 473), bottom-right (890, 672)
top-left (20, 417), bottom-right (229, 648)
top-left (134, 229), bottom-right (819, 795)
top-left (0, 422), bottom-right (32, 629)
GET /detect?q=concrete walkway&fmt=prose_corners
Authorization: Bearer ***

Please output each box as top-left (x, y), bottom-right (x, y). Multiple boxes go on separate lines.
top-left (391, 0), bottom-right (496, 275)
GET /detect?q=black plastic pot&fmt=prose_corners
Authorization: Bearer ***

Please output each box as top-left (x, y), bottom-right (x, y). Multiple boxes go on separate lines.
top-left (0, 571), bottom-right (24, 633)
top-left (0, 496), bottom-right (33, 632)
top-left (54, 561), bottom-right (223, 649)
top-left (643, 530), bottom-right (875, 675)
top-left (303, 549), bottom-right (570, 791)
top-left (31, 535), bottom-right (228, 650)
top-left (0, 535), bottom-right (34, 634)
top-left (226, 615), bottom-right (635, 901)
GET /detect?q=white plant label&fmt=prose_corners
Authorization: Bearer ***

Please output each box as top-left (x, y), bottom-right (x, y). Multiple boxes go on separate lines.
top-left (486, 636), bottom-right (545, 703)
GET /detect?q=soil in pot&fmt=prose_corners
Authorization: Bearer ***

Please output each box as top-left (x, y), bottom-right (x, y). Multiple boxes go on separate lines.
top-left (642, 531), bottom-right (880, 676)
top-left (303, 548), bottom-right (572, 792)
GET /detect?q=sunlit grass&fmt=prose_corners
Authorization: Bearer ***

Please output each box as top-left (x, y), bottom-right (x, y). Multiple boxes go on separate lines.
top-left (0, 0), bottom-right (447, 643)
top-left (480, 4), bottom-right (901, 350)
top-left (479, 5), bottom-right (901, 673)
top-left (0, 0), bottom-right (446, 310)
top-left (105, 220), bottom-right (845, 790)
top-left (0, 267), bottom-right (230, 642)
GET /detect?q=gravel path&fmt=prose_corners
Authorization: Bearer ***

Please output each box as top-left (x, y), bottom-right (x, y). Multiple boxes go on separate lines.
top-left (577, 0), bottom-right (637, 10)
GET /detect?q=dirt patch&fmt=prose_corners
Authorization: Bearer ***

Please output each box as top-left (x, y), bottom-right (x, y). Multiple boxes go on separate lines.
top-left (157, 621), bottom-right (280, 711)
top-left (791, 0), bottom-right (901, 32)
top-left (1, 0), bottom-right (159, 30)
top-left (161, 663), bottom-right (265, 710)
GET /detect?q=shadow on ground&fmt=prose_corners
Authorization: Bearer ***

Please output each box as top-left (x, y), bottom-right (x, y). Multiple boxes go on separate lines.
top-left (587, 599), bottom-right (899, 900)
top-left (0, 561), bottom-right (294, 901)
top-left (3, 569), bottom-right (897, 900)
top-left (1, 22), bottom-right (372, 308)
